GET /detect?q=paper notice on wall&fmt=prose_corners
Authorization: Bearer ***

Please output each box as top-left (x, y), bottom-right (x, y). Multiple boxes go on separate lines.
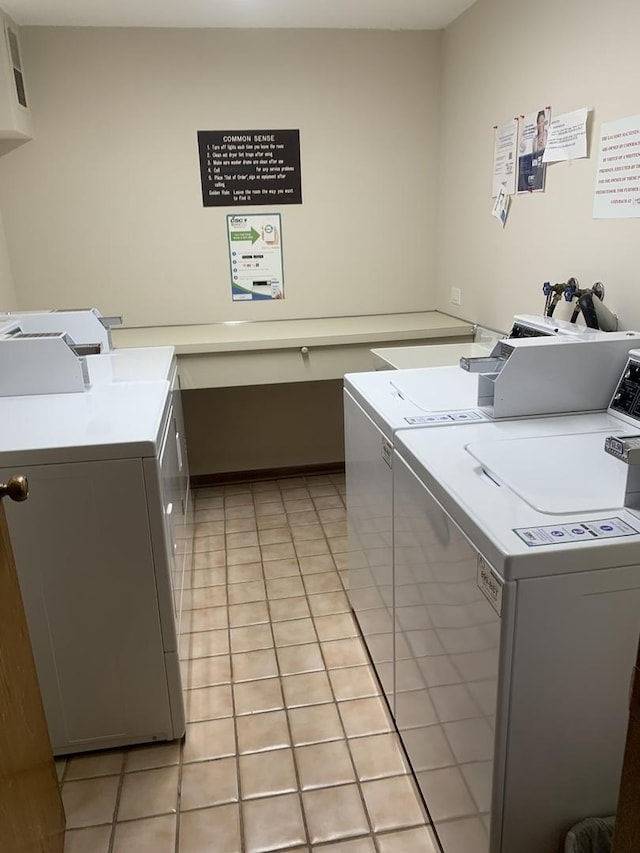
top-left (593, 114), bottom-right (640, 219)
top-left (517, 108), bottom-right (550, 193)
top-left (227, 213), bottom-right (285, 300)
top-left (491, 187), bottom-right (510, 227)
top-left (492, 119), bottom-right (518, 197)
top-left (542, 108), bottom-right (589, 163)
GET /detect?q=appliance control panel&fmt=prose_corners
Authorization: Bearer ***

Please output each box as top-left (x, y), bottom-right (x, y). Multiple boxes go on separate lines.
top-left (508, 322), bottom-right (552, 339)
top-left (610, 358), bottom-right (640, 420)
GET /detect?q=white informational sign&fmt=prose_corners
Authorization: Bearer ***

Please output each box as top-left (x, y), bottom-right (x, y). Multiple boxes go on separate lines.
top-left (517, 107), bottom-right (551, 193)
top-left (514, 517), bottom-right (639, 547)
top-left (543, 108), bottom-right (589, 163)
top-left (492, 119), bottom-right (518, 197)
top-left (227, 213), bottom-right (284, 301)
top-left (593, 114), bottom-right (640, 219)
top-left (491, 187), bottom-right (510, 227)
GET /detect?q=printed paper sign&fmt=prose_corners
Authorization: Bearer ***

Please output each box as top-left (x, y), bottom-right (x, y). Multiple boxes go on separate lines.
top-left (227, 214), bottom-right (284, 301)
top-left (593, 114), bottom-right (640, 219)
top-left (514, 517), bottom-right (639, 547)
top-left (543, 108), bottom-right (588, 163)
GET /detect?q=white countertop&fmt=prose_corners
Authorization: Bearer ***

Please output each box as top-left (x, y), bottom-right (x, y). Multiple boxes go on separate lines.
top-left (111, 312), bottom-right (474, 355)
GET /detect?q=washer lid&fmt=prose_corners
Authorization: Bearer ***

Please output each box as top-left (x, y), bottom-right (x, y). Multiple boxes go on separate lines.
top-left (390, 367), bottom-right (477, 411)
top-left (466, 430), bottom-right (630, 514)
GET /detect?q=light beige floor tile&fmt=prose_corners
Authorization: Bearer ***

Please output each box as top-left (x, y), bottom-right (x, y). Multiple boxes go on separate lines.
top-left (284, 498), bottom-right (315, 513)
top-left (243, 793), bottom-right (306, 853)
top-left (227, 562), bottom-right (264, 584)
top-left (227, 545), bottom-right (261, 566)
top-left (338, 697), bottom-right (392, 738)
top-left (224, 517), bottom-right (257, 534)
top-left (183, 718), bottom-right (236, 763)
top-left (308, 591), bottom-right (350, 616)
top-left (63, 824), bottom-right (112, 853)
top-left (227, 530), bottom-right (259, 548)
top-left (307, 483), bottom-right (339, 497)
top-left (259, 527), bottom-right (293, 545)
top-left (255, 500), bottom-right (286, 517)
top-left (225, 492), bottom-right (254, 507)
top-left (295, 739), bottom-right (356, 789)
top-left (189, 606), bottom-right (228, 633)
top-left (125, 742), bottom-right (181, 773)
top-left (261, 541), bottom-right (297, 561)
top-left (328, 536), bottom-right (350, 554)
top-left (230, 623), bottom-right (274, 653)
top-left (257, 513), bottom-right (288, 530)
top-left (281, 486), bottom-right (310, 499)
top-left (65, 750), bottom-right (123, 781)
top-left (193, 520), bottom-right (225, 537)
top-left (291, 523), bottom-right (325, 541)
top-left (234, 677), bottom-right (284, 715)
top-left (376, 826), bottom-right (440, 853)
top-left (288, 510), bottom-right (320, 526)
top-left (321, 521), bottom-right (348, 538)
top-left (277, 642), bottom-right (325, 675)
top-left (298, 554), bottom-right (336, 575)
top-left (311, 839), bottom-right (375, 853)
top-left (225, 505), bottom-right (256, 520)
top-left (304, 572), bottom-right (343, 595)
top-left (269, 596), bottom-right (311, 622)
top-left (237, 709), bottom-right (291, 753)
top-left (193, 534), bottom-right (225, 553)
top-left (62, 776), bottom-right (120, 828)
top-left (361, 776), bottom-right (426, 832)
top-left (184, 582), bottom-right (227, 610)
top-left (263, 558), bottom-right (301, 579)
top-left (317, 508), bottom-right (346, 524)
top-left (289, 703), bottom-right (344, 746)
top-left (266, 575), bottom-right (306, 600)
top-left (239, 748), bottom-right (298, 799)
top-left (117, 766), bottom-right (179, 821)
top-left (302, 784), bottom-right (369, 844)
top-left (232, 648), bottom-right (279, 682)
top-left (193, 508), bottom-right (224, 523)
top-left (188, 567), bottom-right (225, 588)
top-left (229, 600), bottom-right (270, 627)
top-left (186, 684), bottom-right (233, 722)
top-left (348, 734), bottom-right (408, 780)
top-left (273, 617), bottom-right (317, 647)
top-left (184, 654), bottom-right (231, 689)
top-left (313, 495), bottom-right (344, 510)
top-left (179, 803), bottom-right (241, 853)
top-left (181, 628), bottom-right (229, 659)
top-left (193, 550), bottom-right (226, 570)
top-left (253, 487), bottom-right (282, 501)
top-left (227, 579), bottom-right (266, 604)
top-left (294, 539), bottom-right (330, 558)
top-left (314, 613), bottom-right (358, 642)
top-left (180, 757), bottom-right (238, 810)
top-left (282, 671), bottom-right (333, 708)
top-left (322, 638), bottom-right (368, 669)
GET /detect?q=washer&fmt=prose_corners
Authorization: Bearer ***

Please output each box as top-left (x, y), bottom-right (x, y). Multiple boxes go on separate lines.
top-left (391, 351), bottom-right (640, 853)
top-left (344, 329), bottom-right (640, 710)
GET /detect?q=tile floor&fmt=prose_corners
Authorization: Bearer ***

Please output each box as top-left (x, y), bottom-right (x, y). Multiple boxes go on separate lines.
top-left (59, 472), bottom-right (441, 853)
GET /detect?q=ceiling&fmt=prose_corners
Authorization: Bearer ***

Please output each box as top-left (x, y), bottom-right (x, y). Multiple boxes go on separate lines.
top-left (1, 0), bottom-right (478, 30)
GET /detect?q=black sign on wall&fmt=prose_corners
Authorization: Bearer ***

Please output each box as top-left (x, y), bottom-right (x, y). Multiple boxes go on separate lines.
top-left (198, 129), bottom-right (302, 207)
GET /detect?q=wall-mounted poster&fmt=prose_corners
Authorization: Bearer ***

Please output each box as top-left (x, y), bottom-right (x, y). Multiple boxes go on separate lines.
top-left (593, 114), bottom-right (640, 219)
top-left (517, 107), bottom-right (551, 193)
top-left (199, 130), bottom-right (302, 207)
top-left (227, 214), bottom-right (284, 301)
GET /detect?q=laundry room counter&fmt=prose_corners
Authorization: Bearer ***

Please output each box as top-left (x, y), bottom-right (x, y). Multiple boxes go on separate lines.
top-left (111, 312), bottom-right (474, 389)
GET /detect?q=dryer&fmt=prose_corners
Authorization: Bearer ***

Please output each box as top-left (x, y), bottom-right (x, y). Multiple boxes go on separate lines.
top-left (391, 351), bottom-right (640, 853)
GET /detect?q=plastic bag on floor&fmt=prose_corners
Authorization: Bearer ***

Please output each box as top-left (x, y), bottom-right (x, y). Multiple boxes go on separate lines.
top-left (564, 816), bottom-right (615, 853)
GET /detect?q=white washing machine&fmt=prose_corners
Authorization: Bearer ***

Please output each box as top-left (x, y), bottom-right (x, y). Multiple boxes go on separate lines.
top-left (391, 353), bottom-right (640, 853)
top-left (0, 346), bottom-right (192, 755)
top-left (344, 330), bottom-right (640, 711)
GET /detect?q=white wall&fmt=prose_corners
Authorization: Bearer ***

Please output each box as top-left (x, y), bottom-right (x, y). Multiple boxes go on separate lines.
top-left (437, 0), bottom-right (640, 332)
top-left (0, 206), bottom-right (16, 310)
top-left (0, 27), bottom-right (441, 326)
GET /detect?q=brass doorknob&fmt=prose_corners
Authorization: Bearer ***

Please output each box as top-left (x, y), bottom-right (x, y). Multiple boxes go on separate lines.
top-left (0, 475), bottom-right (29, 502)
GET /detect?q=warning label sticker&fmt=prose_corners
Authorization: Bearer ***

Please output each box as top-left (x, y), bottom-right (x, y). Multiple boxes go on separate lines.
top-left (514, 517), bottom-right (639, 547)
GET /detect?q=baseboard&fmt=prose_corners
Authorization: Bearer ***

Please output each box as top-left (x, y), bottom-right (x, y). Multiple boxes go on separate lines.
top-left (191, 461), bottom-right (345, 488)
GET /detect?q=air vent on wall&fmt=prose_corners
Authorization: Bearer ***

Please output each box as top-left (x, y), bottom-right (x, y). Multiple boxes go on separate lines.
top-left (6, 26), bottom-right (26, 108)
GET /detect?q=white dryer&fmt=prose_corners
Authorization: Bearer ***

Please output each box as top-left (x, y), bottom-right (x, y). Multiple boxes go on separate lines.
top-left (391, 352), bottom-right (640, 853)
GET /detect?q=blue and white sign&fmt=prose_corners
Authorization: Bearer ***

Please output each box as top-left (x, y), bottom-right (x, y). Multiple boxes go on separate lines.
top-left (514, 516), bottom-right (639, 547)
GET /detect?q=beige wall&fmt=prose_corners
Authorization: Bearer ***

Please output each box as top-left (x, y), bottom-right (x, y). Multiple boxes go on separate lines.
top-left (437, 0), bottom-right (640, 332)
top-left (0, 206), bottom-right (16, 311)
top-left (0, 27), bottom-right (441, 326)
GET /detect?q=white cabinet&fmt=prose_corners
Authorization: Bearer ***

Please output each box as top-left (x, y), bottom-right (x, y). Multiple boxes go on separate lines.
top-left (0, 10), bottom-right (32, 151)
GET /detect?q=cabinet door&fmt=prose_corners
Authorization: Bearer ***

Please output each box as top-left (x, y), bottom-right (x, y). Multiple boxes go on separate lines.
top-left (0, 482), bottom-right (65, 853)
